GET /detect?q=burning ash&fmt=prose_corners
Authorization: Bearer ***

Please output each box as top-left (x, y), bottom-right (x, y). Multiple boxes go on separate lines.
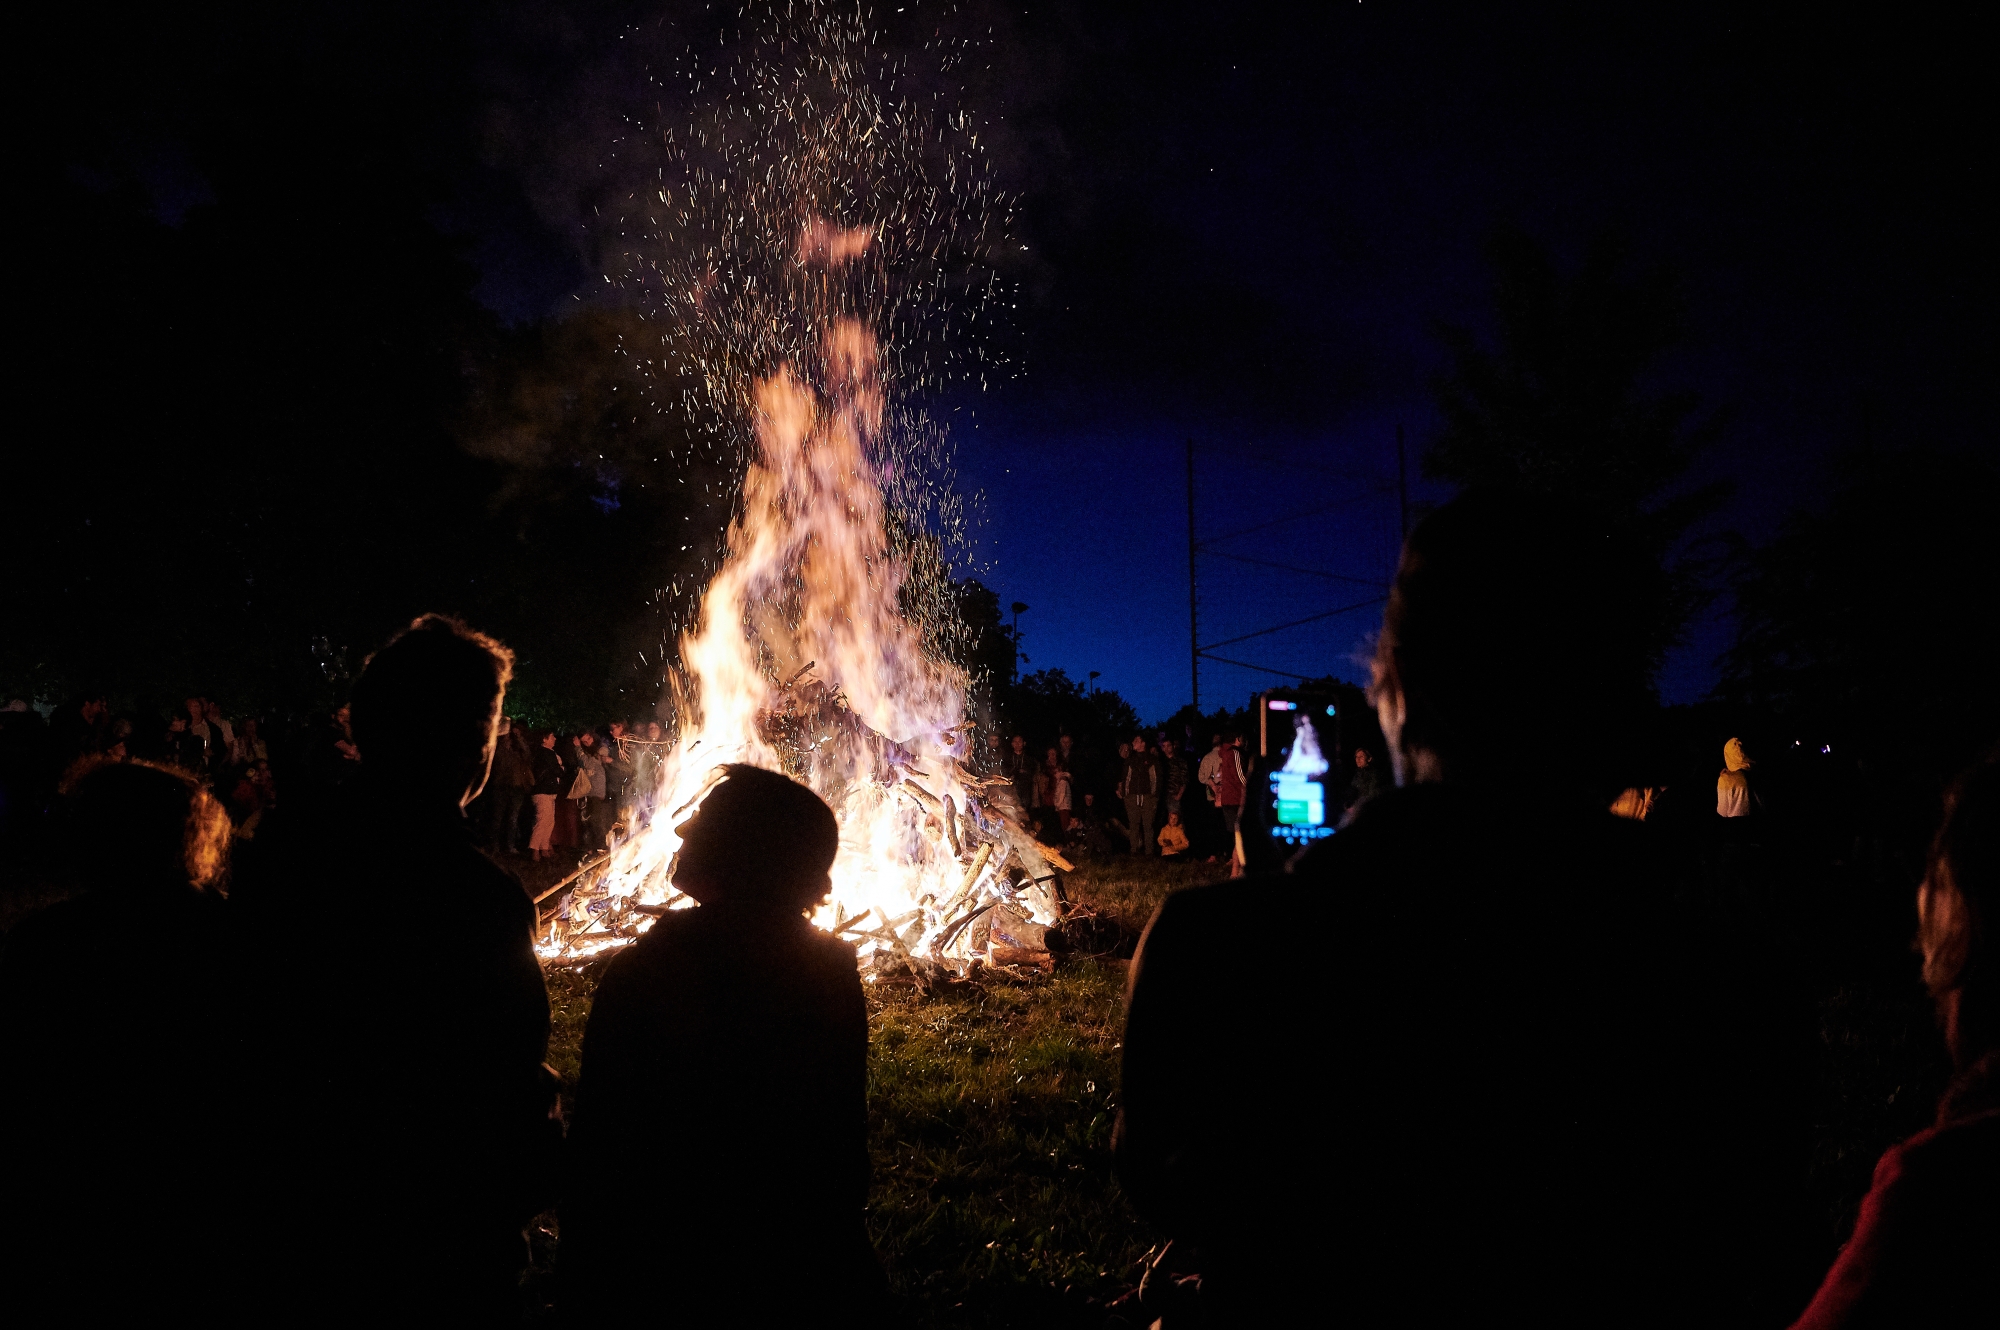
top-left (537, 6), bottom-right (1055, 976)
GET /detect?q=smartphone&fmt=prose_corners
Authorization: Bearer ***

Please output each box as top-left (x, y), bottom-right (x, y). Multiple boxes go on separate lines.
top-left (1261, 695), bottom-right (1338, 850)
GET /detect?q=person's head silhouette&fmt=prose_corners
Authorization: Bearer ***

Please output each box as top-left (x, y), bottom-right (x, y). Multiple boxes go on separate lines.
top-left (349, 614), bottom-right (515, 811)
top-left (1920, 753), bottom-right (1999, 1069)
top-left (62, 758), bottom-right (230, 895)
top-left (1371, 489), bottom-right (1654, 795)
top-left (672, 765), bottom-right (839, 913)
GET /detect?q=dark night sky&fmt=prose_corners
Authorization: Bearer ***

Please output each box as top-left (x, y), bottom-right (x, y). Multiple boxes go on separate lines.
top-left (26, 1), bottom-right (1994, 722)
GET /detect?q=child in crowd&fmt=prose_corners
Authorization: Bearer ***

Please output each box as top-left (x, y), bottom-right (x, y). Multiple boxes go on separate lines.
top-left (1157, 809), bottom-right (1189, 858)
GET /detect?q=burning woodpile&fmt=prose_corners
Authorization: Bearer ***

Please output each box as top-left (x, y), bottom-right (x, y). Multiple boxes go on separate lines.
top-left (535, 239), bottom-right (1068, 980)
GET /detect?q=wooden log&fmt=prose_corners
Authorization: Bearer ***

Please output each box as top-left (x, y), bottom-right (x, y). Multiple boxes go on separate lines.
top-left (943, 794), bottom-right (962, 858)
top-left (900, 778), bottom-right (942, 815)
top-left (987, 945), bottom-right (1054, 973)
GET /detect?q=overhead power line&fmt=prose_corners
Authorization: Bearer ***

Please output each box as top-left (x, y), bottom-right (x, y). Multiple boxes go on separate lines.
top-left (1201, 549), bottom-right (1388, 588)
top-left (1194, 652), bottom-right (1326, 680)
top-left (1198, 594), bottom-right (1389, 652)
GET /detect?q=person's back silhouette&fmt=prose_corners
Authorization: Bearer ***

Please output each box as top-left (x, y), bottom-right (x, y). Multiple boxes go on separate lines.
top-left (232, 614), bottom-right (556, 1321)
top-left (1116, 491), bottom-right (1814, 1327)
top-left (561, 764), bottom-right (885, 1324)
top-left (0, 758), bottom-right (235, 1317)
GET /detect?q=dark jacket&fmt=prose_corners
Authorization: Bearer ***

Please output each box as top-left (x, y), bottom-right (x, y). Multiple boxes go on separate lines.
top-left (1115, 783), bottom-right (1799, 1326)
top-left (1788, 1050), bottom-right (2000, 1329)
top-left (1121, 751), bottom-right (1159, 799)
top-left (491, 730), bottom-right (534, 792)
top-left (561, 901), bottom-right (882, 1323)
top-left (530, 744), bottom-right (565, 797)
top-left (231, 779), bottom-right (556, 1318)
top-left (0, 882), bottom-right (234, 1319)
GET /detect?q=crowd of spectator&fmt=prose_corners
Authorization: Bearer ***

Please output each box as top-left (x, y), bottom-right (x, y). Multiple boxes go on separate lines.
top-left (0, 693), bottom-right (680, 877)
top-left (992, 722), bottom-right (1386, 865)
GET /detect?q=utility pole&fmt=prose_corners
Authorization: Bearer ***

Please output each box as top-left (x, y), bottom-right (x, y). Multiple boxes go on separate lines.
top-left (1009, 602), bottom-right (1028, 684)
top-left (1396, 424), bottom-right (1410, 544)
top-left (1186, 437), bottom-right (1200, 715)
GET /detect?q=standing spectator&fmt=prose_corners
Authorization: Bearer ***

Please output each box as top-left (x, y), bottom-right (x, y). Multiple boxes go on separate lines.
top-left (603, 721), bottom-right (635, 827)
top-left (1716, 737), bottom-right (1758, 818)
top-left (529, 730), bottom-right (565, 862)
top-left (1048, 748), bottom-right (1075, 835)
top-left (0, 700), bottom-right (50, 847)
top-left (183, 697), bottom-right (223, 777)
top-left (1195, 733), bottom-right (1224, 856)
top-left (1349, 746), bottom-right (1385, 811)
top-left (164, 708), bottom-right (205, 774)
top-left (554, 736), bottom-right (585, 854)
top-left (634, 721), bottom-right (665, 823)
top-left (574, 732), bottom-right (607, 852)
top-left (1207, 734), bottom-right (1247, 865)
top-left (1057, 733), bottom-right (1081, 791)
top-left (1121, 734), bottom-right (1161, 855)
top-left (486, 718), bottom-right (532, 855)
top-left (47, 694), bottom-right (108, 773)
top-left (1160, 736), bottom-right (1189, 822)
top-left (1003, 734), bottom-right (1037, 812)
top-left (235, 716), bottom-right (269, 767)
top-left (204, 701), bottom-right (236, 773)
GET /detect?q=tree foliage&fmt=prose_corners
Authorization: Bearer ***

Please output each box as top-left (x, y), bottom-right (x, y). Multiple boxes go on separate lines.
top-left (1427, 230), bottom-right (1729, 677)
top-left (1722, 448), bottom-right (2000, 779)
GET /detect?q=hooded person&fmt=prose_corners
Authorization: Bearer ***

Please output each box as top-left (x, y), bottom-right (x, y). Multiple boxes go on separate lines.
top-left (560, 764), bottom-right (886, 1324)
top-left (1115, 489), bottom-right (1805, 1326)
top-left (1718, 736), bottom-right (1758, 818)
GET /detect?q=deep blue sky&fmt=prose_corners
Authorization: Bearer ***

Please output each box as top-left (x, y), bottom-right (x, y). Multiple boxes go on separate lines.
top-left (917, 2), bottom-right (1992, 720)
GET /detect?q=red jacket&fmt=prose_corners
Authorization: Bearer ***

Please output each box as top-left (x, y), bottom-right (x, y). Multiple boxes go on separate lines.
top-left (1789, 1052), bottom-right (2000, 1329)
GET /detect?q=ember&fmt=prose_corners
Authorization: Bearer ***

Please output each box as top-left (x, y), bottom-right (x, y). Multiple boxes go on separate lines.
top-left (536, 8), bottom-right (1048, 975)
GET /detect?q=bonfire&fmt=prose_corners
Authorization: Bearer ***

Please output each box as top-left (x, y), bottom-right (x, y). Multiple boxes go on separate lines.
top-left (536, 279), bottom-right (1067, 977)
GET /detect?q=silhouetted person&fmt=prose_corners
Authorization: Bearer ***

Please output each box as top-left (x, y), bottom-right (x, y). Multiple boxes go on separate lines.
top-left (232, 614), bottom-right (556, 1321)
top-left (561, 764), bottom-right (885, 1325)
top-left (1116, 490), bottom-right (1805, 1327)
top-left (1790, 753), bottom-right (2000, 1328)
top-left (0, 759), bottom-right (235, 1318)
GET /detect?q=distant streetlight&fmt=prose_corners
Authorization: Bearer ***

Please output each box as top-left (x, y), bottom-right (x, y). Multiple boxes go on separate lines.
top-left (1088, 670), bottom-right (1101, 695)
top-left (1009, 602), bottom-right (1029, 683)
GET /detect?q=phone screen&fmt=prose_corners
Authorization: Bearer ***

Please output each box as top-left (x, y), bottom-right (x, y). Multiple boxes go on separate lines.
top-left (1264, 701), bottom-right (1336, 849)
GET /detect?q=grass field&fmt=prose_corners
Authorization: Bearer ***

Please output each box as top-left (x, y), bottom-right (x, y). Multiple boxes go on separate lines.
top-left (534, 852), bottom-right (1231, 1326)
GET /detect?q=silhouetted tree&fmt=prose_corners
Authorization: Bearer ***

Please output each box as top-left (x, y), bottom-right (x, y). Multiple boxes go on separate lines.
top-left (996, 667), bottom-right (1141, 747)
top-left (1722, 447), bottom-right (2000, 783)
top-left (1428, 230), bottom-right (1729, 681)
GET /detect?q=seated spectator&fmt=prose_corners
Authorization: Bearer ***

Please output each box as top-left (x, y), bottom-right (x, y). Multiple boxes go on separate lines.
top-left (1788, 754), bottom-right (2000, 1328)
top-left (231, 614), bottom-right (557, 1320)
top-left (1116, 490), bottom-right (1785, 1326)
top-left (0, 759), bottom-right (235, 1317)
top-left (1157, 808), bottom-right (1189, 858)
top-left (562, 764), bottom-right (885, 1324)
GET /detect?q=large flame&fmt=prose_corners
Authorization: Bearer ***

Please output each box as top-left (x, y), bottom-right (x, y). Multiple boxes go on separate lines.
top-left (539, 228), bottom-right (1057, 971)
